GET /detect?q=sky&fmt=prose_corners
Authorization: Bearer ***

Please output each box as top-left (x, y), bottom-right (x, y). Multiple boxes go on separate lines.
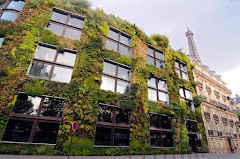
top-left (91, 0), bottom-right (240, 97)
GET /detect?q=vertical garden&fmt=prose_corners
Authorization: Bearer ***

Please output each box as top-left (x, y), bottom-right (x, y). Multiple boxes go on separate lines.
top-left (0, 0), bottom-right (207, 155)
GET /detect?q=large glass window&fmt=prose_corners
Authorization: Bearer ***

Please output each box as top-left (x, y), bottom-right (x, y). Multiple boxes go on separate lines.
top-left (0, 37), bottom-right (4, 48)
top-left (186, 119), bottom-right (202, 148)
top-left (2, 93), bottom-right (65, 144)
top-left (106, 27), bottom-right (131, 57)
top-left (179, 87), bottom-right (193, 100)
top-left (148, 77), bottom-right (168, 103)
top-left (146, 45), bottom-right (165, 69)
top-left (0, 0), bottom-right (25, 21)
top-left (46, 7), bottom-right (84, 40)
top-left (101, 61), bottom-right (131, 94)
top-left (150, 114), bottom-right (173, 147)
top-left (28, 43), bottom-right (77, 83)
top-left (175, 60), bottom-right (189, 81)
top-left (94, 104), bottom-right (130, 146)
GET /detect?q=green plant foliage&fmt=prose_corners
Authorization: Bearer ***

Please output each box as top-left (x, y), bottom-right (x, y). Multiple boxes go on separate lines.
top-left (193, 96), bottom-right (203, 107)
top-left (180, 125), bottom-right (189, 154)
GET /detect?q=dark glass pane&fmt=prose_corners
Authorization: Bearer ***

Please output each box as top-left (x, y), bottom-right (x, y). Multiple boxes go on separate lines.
top-left (150, 131), bottom-right (161, 147)
top-left (34, 45), bottom-right (56, 62)
top-left (41, 97), bottom-right (65, 117)
top-left (94, 127), bottom-right (112, 146)
top-left (7, 0), bottom-right (25, 11)
top-left (13, 94), bottom-right (41, 115)
top-left (68, 16), bottom-right (84, 28)
top-left (0, 37), bottom-right (4, 48)
top-left (156, 60), bottom-right (165, 69)
top-left (108, 29), bottom-right (118, 41)
top-left (2, 119), bottom-right (33, 142)
top-left (116, 80), bottom-right (129, 94)
top-left (103, 62), bottom-right (116, 76)
top-left (115, 108), bottom-right (130, 124)
top-left (50, 11), bottom-right (67, 23)
top-left (56, 51), bottom-right (76, 67)
top-left (98, 105), bottom-right (113, 123)
top-left (160, 116), bottom-right (171, 129)
top-left (106, 39), bottom-right (118, 52)
top-left (162, 132), bottom-right (173, 147)
top-left (46, 22), bottom-right (64, 35)
top-left (0, 11), bottom-right (18, 21)
top-left (28, 61), bottom-right (51, 80)
top-left (51, 66), bottom-right (73, 83)
top-left (64, 28), bottom-right (81, 40)
top-left (147, 56), bottom-right (154, 65)
top-left (120, 34), bottom-right (131, 46)
top-left (158, 91), bottom-right (168, 103)
top-left (146, 48), bottom-right (154, 56)
top-left (101, 76), bottom-right (115, 92)
top-left (118, 66), bottom-right (130, 81)
top-left (148, 88), bottom-right (157, 102)
top-left (196, 139), bottom-right (202, 147)
top-left (148, 78), bottom-right (156, 88)
top-left (119, 44), bottom-right (131, 57)
top-left (33, 122), bottom-right (60, 144)
top-left (187, 121), bottom-right (198, 132)
top-left (155, 51), bottom-right (164, 60)
top-left (150, 114), bottom-right (159, 128)
top-left (158, 80), bottom-right (167, 91)
top-left (114, 129), bottom-right (129, 146)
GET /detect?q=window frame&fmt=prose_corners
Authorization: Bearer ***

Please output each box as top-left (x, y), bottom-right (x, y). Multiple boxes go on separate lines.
top-left (179, 86), bottom-right (193, 101)
top-left (147, 77), bottom-right (169, 103)
top-left (146, 44), bottom-right (165, 69)
top-left (0, 0), bottom-right (25, 22)
top-left (1, 92), bottom-right (65, 145)
top-left (149, 113), bottom-right (173, 148)
top-left (185, 119), bottom-right (202, 148)
top-left (27, 42), bottom-right (77, 83)
top-left (46, 7), bottom-right (84, 40)
top-left (101, 59), bottom-right (131, 94)
top-left (105, 26), bottom-right (132, 58)
top-left (175, 60), bottom-right (189, 81)
top-left (94, 103), bottom-right (130, 147)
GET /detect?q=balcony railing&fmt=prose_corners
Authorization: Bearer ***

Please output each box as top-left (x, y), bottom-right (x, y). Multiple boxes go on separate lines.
top-left (213, 114), bottom-right (219, 121)
top-left (208, 130), bottom-right (214, 136)
top-left (206, 86), bottom-right (212, 93)
top-left (233, 134), bottom-right (238, 138)
top-left (218, 131), bottom-right (223, 136)
top-left (204, 112), bottom-right (211, 118)
top-left (221, 117), bottom-right (228, 123)
top-left (214, 90), bottom-right (220, 98)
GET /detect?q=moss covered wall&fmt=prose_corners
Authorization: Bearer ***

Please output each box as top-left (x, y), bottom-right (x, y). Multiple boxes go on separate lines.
top-left (0, 0), bottom-right (207, 155)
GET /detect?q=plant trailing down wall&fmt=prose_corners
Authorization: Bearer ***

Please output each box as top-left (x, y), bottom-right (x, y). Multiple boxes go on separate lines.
top-left (0, 0), bottom-right (207, 155)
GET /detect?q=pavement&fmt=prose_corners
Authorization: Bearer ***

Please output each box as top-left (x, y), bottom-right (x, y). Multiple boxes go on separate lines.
top-left (0, 153), bottom-right (240, 159)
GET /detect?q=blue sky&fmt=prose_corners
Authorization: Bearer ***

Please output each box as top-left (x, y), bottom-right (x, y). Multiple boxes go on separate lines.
top-left (91, 0), bottom-right (240, 96)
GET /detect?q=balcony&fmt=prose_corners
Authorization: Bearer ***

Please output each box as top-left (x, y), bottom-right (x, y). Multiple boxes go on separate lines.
top-left (218, 131), bottom-right (223, 136)
top-left (209, 99), bottom-right (217, 106)
top-left (202, 96), bottom-right (208, 102)
top-left (206, 86), bottom-right (212, 94)
top-left (204, 112), bottom-right (211, 119)
top-left (197, 81), bottom-right (203, 89)
top-left (208, 130), bottom-right (214, 136)
top-left (225, 132), bottom-right (232, 137)
top-left (213, 114), bottom-right (219, 121)
top-left (230, 120), bottom-right (234, 126)
top-left (221, 117), bottom-right (228, 123)
top-left (214, 90), bottom-right (220, 99)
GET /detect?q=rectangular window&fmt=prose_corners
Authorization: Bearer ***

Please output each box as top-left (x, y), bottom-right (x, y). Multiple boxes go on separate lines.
top-left (0, 37), bottom-right (4, 48)
top-left (150, 114), bottom-right (173, 147)
top-left (27, 43), bottom-right (77, 83)
top-left (148, 77), bottom-right (168, 103)
top-left (105, 27), bottom-right (131, 57)
top-left (175, 60), bottom-right (189, 81)
top-left (46, 7), bottom-right (84, 40)
top-left (94, 103), bottom-right (130, 147)
top-left (0, 0), bottom-right (25, 21)
top-left (146, 45), bottom-right (165, 69)
top-left (179, 87), bottom-right (193, 100)
top-left (2, 93), bottom-right (65, 144)
top-left (186, 119), bottom-right (202, 148)
top-left (101, 60), bottom-right (131, 94)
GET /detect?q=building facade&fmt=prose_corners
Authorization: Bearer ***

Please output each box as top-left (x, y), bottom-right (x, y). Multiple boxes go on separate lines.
top-left (186, 28), bottom-right (240, 153)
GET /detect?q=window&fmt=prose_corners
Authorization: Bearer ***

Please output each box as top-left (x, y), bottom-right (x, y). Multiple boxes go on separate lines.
top-left (186, 120), bottom-right (198, 133)
top-left (0, 0), bottom-right (25, 21)
top-left (46, 7), bottom-right (84, 40)
top-left (150, 114), bottom-right (173, 147)
top-left (175, 60), bottom-right (189, 81)
top-left (101, 60), bottom-right (131, 94)
top-left (148, 77), bottom-right (168, 103)
top-left (179, 87), bottom-right (193, 100)
top-left (27, 43), bottom-right (77, 83)
top-left (146, 45), bottom-right (165, 69)
top-left (94, 103), bottom-right (130, 146)
top-left (186, 120), bottom-right (202, 148)
top-left (0, 37), bottom-right (4, 48)
top-left (105, 27), bottom-right (131, 57)
top-left (2, 93), bottom-right (65, 144)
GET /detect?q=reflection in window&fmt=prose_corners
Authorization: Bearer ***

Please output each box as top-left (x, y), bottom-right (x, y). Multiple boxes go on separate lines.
top-left (180, 87), bottom-right (193, 100)
top-left (7, 0), bottom-right (25, 11)
top-left (28, 43), bottom-right (76, 83)
top-left (175, 60), bottom-right (189, 81)
top-left (0, 11), bottom-right (18, 21)
top-left (95, 104), bottom-right (130, 146)
top-left (0, 0), bottom-right (25, 21)
top-left (41, 97), bottom-right (65, 117)
top-left (148, 89), bottom-right (157, 102)
top-left (106, 27), bottom-right (131, 57)
top-left (47, 8), bottom-right (84, 40)
top-left (148, 77), bottom-right (168, 103)
top-left (146, 45), bottom-right (165, 69)
top-left (0, 37), bottom-right (4, 48)
top-left (101, 61), bottom-right (131, 94)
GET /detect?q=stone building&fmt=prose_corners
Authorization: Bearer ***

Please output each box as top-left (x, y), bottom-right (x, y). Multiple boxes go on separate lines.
top-left (186, 28), bottom-right (240, 153)
top-left (232, 95), bottom-right (240, 111)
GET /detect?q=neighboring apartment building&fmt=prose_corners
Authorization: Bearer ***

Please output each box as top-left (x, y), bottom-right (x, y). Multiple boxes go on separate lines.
top-left (186, 28), bottom-right (240, 153)
top-left (232, 95), bottom-right (240, 111)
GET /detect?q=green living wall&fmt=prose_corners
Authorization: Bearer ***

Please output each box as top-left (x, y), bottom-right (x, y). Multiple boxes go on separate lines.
top-left (0, 0), bottom-right (207, 155)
